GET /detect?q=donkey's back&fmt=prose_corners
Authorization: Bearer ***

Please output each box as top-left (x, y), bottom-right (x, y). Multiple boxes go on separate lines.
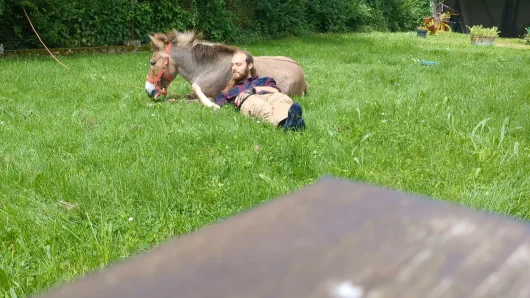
top-left (253, 56), bottom-right (308, 96)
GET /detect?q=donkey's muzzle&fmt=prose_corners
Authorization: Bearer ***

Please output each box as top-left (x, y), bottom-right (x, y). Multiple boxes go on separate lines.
top-left (145, 82), bottom-right (158, 98)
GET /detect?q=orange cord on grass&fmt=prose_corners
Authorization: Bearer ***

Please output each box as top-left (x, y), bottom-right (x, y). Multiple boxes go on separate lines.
top-left (23, 7), bottom-right (70, 69)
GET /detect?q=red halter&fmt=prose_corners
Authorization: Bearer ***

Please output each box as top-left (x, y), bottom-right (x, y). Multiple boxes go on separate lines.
top-left (146, 43), bottom-right (174, 98)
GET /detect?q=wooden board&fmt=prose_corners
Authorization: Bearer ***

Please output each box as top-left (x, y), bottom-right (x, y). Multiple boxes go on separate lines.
top-left (37, 177), bottom-right (530, 298)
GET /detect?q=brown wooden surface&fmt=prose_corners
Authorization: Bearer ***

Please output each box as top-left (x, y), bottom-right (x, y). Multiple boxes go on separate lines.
top-left (37, 177), bottom-right (530, 298)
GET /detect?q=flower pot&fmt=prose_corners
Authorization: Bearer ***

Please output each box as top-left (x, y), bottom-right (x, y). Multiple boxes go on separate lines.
top-left (471, 35), bottom-right (496, 46)
top-left (417, 29), bottom-right (428, 38)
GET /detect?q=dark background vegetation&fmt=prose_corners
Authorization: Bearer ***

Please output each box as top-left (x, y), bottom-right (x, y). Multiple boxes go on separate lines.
top-left (0, 0), bottom-right (430, 49)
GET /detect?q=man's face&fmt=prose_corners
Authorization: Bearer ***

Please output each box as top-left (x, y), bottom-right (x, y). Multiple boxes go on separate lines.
top-left (231, 53), bottom-right (251, 81)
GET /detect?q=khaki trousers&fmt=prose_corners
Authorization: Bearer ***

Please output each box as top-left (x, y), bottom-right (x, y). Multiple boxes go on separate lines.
top-left (240, 93), bottom-right (293, 127)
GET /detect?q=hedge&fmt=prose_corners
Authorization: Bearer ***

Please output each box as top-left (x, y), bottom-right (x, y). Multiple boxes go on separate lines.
top-left (0, 0), bottom-right (430, 50)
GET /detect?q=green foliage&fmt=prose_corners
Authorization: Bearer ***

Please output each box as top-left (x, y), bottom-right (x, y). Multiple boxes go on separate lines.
top-left (132, 0), bottom-right (192, 43)
top-left (0, 0), bottom-right (131, 48)
top-left (467, 25), bottom-right (500, 38)
top-left (0, 0), bottom-right (430, 49)
top-left (192, 0), bottom-right (240, 42)
top-left (365, 0), bottom-right (430, 31)
top-left (251, 0), bottom-right (311, 39)
top-left (525, 27), bottom-right (530, 45)
top-left (307, 0), bottom-right (357, 32)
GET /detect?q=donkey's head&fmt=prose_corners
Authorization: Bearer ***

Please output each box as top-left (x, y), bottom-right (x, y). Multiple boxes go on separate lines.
top-left (145, 33), bottom-right (177, 99)
top-left (145, 30), bottom-right (240, 99)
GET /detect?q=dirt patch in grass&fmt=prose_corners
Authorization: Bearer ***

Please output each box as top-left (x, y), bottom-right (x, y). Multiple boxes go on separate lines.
top-left (495, 43), bottom-right (530, 50)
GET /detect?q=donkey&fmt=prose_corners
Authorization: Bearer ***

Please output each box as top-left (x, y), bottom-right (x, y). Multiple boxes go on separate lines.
top-left (144, 30), bottom-right (308, 102)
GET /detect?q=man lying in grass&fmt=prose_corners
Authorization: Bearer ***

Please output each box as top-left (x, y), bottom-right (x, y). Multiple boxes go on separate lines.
top-left (193, 50), bottom-right (306, 131)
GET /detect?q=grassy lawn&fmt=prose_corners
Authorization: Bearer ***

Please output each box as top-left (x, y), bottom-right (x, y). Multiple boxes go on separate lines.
top-left (1, 31), bottom-right (529, 297)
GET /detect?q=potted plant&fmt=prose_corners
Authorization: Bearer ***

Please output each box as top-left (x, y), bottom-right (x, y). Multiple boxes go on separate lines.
top-left (467, 25), bottom-right (500, 45)
top-left (417, 15), bottom-right (434, 37)
top-left (417, 26), bottom-right (428, 38)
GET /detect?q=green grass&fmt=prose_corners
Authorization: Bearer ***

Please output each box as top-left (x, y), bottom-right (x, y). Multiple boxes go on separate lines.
top-left (1, 32), bottom-right (530, 297)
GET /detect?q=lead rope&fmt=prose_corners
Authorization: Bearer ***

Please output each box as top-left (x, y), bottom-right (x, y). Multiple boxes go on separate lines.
top-left (23, 7), bottom-right (70, 70)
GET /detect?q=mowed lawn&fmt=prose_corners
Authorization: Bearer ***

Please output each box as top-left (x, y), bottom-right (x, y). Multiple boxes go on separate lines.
top-left (1, 32), bottom-right (529, 297)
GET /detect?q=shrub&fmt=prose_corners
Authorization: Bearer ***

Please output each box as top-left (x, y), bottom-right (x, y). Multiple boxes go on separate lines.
top-left (365, 0), bottom-right (430, 32)
top-left (467, 25), bottom-right (500, 38)
top-left (0, 0), bottom-right (432, 49)
top-left (250, 0), bottom-right (311, 39)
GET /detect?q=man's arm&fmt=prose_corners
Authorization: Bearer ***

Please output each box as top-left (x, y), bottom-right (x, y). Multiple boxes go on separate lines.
top-left (257, 77), bottom-right (281, 93)
top-left (254, 86), bottom-right (279, 93)
top-left (233, 77), bottom-right (281, 106)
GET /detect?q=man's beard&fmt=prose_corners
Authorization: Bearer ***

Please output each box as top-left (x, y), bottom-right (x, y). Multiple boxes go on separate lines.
top-left (232, 67), bottom-right (249, 82)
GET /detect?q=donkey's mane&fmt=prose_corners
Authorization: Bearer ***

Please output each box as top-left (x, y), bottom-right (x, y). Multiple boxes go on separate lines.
top-left (159, 29), bottom-right (239, 61)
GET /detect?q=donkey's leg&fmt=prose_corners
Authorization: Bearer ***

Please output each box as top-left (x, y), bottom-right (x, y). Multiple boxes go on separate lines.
top-left (185, 93), bottom-right (198, 100)
top-left (192, 82), bottom-right (220, 109)
top-left (167, 93), bottom-right (198, 103)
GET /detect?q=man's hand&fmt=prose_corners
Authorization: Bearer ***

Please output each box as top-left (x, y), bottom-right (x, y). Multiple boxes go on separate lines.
top-left (234, 92), bottom-right (250, 106)
top-left (234, 88), bottom-right (254, 107)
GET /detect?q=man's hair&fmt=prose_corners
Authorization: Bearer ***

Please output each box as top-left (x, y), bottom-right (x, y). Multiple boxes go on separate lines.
top-left (223, 50), bottom-right (257, 92)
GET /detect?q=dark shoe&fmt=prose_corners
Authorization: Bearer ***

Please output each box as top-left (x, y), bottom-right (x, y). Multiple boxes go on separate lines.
top-left (284, 102), bottom-right (306, 131)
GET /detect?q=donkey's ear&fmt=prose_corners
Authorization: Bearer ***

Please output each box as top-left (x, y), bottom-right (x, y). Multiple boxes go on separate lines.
top-left (148, 34), bottom-right (166, 50)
